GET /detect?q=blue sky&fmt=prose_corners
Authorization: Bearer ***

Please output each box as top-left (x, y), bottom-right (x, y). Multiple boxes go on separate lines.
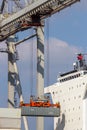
top-left (0, 0), bottom-right (87, 130)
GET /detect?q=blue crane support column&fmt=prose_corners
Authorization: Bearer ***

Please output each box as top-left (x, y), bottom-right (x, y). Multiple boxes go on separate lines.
top-left (36, 26), bottom-right (44, 130)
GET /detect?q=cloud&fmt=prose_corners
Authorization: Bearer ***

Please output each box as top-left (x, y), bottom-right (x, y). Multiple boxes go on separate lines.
top-left (45, 38), bottom-right (81, 84)
top-left (46, 38), bottom-right (80, 63)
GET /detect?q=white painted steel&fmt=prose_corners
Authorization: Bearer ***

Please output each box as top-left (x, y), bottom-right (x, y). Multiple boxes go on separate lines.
top-left (0, 0), bottom-right (79, 27)
top-left (36, 26), bottom-right (44, 130)
top-left (0, 119), bottom-right (21, 129)
top-left (83, 98), bottom-right (87, 130)
top-left (12, 49), bottom-right (29, 130)
top-left (0, 129), bottom-right (20, 130)
top-left (7, 40), bottom-right (29, 130)
top-left (0, 0), bottom-right (79, 41)
top-left (0, 108), bottom-right (21, 118)
top-left (8, 36), bottom-right (15, 108)
top-left (0, 108), bottom-right (21, 129)
top-left (44, 70), bottom-right (87, 130)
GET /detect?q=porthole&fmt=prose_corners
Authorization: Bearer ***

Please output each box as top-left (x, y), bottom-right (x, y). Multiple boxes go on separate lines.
top-left (83, 83), bottom-right (85, 85)
top-left (79, 117), bottom-right (80, 120)
top-left (73, 108), bottom-right (75, 111)
top-left (74, 96), bottom-right (76, 99)
top-left (53, 92), bottom-right (54, 94)
top-left (79, 106), bottom-right (80, 109)
top-left (78, 95), bottom-right (81, 98)
top-left (63, 99), bottom-right (65, 102)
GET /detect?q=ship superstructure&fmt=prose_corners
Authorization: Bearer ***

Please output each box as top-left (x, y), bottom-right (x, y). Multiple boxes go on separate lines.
top-left (44, 54), bottom-right (87, 130)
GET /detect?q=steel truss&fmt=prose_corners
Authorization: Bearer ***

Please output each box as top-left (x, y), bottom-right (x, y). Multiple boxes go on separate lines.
top-left (0, 0), bottom-right (80, 41)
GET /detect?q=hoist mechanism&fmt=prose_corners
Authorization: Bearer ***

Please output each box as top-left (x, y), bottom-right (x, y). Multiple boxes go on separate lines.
top-left (0, 0), bottom-right (80, 41)
top-left (20, 95), bottom-right (60, 108)
top-left (20, 96), bottom-right (60, 117)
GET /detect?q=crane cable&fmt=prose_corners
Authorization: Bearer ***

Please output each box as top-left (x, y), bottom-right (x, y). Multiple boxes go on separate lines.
top-left (46, 18), bottom-right (50, 86)
top-left (30, 28), bottom-right (34, 96)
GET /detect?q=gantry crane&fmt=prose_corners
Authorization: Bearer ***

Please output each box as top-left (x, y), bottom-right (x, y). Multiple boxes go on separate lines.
top-left (0, 0), bottom-right (80, 41)
top-left (0, 0), bottom-right (80, 130)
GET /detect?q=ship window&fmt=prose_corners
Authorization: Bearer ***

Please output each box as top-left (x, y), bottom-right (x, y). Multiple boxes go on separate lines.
top-left (79, 117), bottom-right (80, 120)
top-left (83, 82), bottom-right (85, 85)
top-left (73, 108), bottom-right (75, 111)
top-left (78, 95), bottom-right (81, 98)
top-left (62, 79), bottom-right (64, 82)
top-left (74, 96), bottom-right (76, 99)
top-left (69, 77), bottom-right (71, 79)
top-left (74, 75), bottom-right (76, 78)
top-left (79, 106), bottom-right (80, 109)
top-left (59, 72), bottom-right (82, 83)
top-left (84, 72), bottom-right (87, 75)
top-left (53, 92), bottom-right (54, 94)
top-left (60, 80), bottom-right (62, 82)
top-left (63, 99), bottom-right (65, 102)
top-left (72, 76), bottom-right (74, 79)
top-left (78, 74), bottom-right (80, 76)
top-left (76, 75), bottom-right (78, 77)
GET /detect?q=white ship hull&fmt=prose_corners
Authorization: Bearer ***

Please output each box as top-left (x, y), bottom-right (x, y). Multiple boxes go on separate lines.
top-left (44, 71), bottom-right (87, 130)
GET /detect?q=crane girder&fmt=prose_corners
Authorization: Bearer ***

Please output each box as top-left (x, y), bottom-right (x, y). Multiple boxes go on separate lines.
top-left (0, 0), bottom-right (80, 41)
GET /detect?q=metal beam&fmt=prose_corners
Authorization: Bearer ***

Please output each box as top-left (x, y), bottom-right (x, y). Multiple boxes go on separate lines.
top-left (6, 36), bottom-right (29, 130)
top-left (36, 26), bottom-right (44, 130)
top-left (15, 34), bottom-right (36, 46)
top-left (0, 0), bottom-right (80, 41)
top-left (7, 36), bottom-right (15, 108)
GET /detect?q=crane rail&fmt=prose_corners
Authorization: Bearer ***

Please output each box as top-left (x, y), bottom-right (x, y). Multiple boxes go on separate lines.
top-left (0, 0), bottom-right (80, 41)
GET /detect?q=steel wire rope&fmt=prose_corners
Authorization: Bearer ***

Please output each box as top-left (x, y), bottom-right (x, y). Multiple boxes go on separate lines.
top-left (46, 18), bottom-right (50, 86)
top-left (30, 28), bottom-right (34, 97)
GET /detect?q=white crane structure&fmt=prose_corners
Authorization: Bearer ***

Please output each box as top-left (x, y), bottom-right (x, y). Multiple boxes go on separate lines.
top-left (0, 0), bottom-right (79, 41)
top-left (0, 0), bottom-right (80, 130)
